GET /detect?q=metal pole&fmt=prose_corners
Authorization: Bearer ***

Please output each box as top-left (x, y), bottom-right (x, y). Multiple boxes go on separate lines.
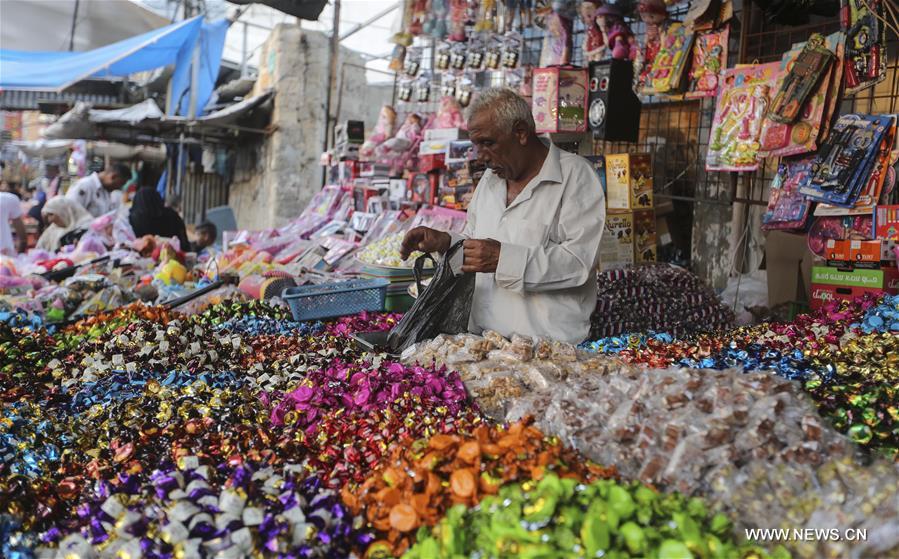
top-left (68, 0), bottom-right (80, 51)
top-left (340, 1), bottom-right (400, 41)
top-left (240, 22), bottom-right (249, 77)
top-left (322, 0), bottom-right (341, 156)
top-left (188, 40), bottom-right (201, 119)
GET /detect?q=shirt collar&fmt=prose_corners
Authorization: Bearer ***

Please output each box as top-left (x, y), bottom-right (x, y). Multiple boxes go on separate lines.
top-left (503, 140), bottom-right (562, 211)
top-left (536, 140), bottom-right (563, 185)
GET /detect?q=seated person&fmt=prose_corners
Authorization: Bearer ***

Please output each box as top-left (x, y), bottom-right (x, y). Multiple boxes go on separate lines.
top-left (192, 221), bottom-right (217, 252)
top-left (129, 188), bottom-right (190, 251)
top-left (36, 197), bottom-right (95, 251)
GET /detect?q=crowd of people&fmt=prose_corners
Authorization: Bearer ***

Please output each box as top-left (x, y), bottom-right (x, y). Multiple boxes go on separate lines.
top-left (0, 161), bottom-right (217, 256)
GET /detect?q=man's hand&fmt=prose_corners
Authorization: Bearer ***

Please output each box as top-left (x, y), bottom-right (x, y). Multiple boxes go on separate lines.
top-left (462, 239), bottom-right (501, 273)
top-left (400, 226), bottom-right (451, 260)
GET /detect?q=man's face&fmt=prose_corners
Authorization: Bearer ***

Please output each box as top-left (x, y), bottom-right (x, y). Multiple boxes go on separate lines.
top-left (468, 111), bottom-right (528, 181)
top-left (101, 171), bottom-right (126, 191)
top-left (46, 166), bottom-right (59, 178)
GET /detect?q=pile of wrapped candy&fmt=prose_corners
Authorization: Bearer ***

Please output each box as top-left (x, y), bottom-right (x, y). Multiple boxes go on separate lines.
top-left (4, 292), bottom-right (899, 558)
top-left (582, 294), bottom-right (899, 459)
top-left (590, 264), bottom-right (736, 339)
top-left (405, 326), bottom-right (899, 558)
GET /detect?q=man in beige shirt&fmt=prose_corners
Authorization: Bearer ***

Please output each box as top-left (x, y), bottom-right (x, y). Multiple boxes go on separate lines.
top-left (401, 88), bottom-right (606, 344)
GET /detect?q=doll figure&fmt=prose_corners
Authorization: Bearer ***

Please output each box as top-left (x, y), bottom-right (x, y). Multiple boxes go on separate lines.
top-left (448, 0), bottom-right (468, 42)
top-left (423, 0), bottom-right (448, 38)
top-left (409, 0), bottom-right (429, 36)
top-left (503, 0), bottom-right (535, 32)
top-left (434, 96), bottom-right (466, 129)
top-left (597, 4), bottom-right (636, 61)
top-left (539, 10), bottom-right (572, 67)
top-left (580, 0), bottom-right (606, 62)
top-left (635, 0), bottom-right (669, 88)
top-left (475, 0), bottom-right (497, 32)
top-left (360, 105), bottom-right (397, 161)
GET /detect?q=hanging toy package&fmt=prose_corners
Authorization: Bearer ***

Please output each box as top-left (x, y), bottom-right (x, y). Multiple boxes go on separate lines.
top-left (485, 34), bottom-right (503, 70)
top-left (397, 79), bottom-right (414, 103)
top-left (762, 156), bottom-right (816, 231)
top-left (467, 36), bottom-right (487, 71)
top-left (450, 42), bottom-right (468, 70)
top-left (501, 32), bottom-right (522, 69)
top-left (404, 47), bottom-right (423, 77)
top-left (643, 22), bottom-right (695, 95)
top-left (842, 0), bottom-right (887, 95)
top-left (415, 74), bottom-right (432, 103)
top-left (758, 31), bottom-right (845, 159)
top-left (706, 62), bottom-right (780, 172)
top-left (435, 41), bottom-right (452, 71)
top-left (766, 33), bottom-right (835, 124)
top-left (685, 25), bottom-right (729, 99)
top-left (798, 113), bottom-right (895, 207)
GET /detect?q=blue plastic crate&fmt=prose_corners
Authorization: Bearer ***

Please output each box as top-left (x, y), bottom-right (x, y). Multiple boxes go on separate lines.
top-left (282, 278), bottom-right (390, 321)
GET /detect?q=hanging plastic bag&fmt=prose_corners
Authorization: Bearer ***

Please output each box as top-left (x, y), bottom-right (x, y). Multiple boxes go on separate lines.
top-left (387, 241), bottom-right (474, 353)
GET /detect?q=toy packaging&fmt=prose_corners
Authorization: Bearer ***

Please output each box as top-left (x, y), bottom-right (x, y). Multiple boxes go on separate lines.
top-left (685, 25), bottom-right (729, 99)
top-left (605, 153), bottom-right (653, 210)
top-left (767, 33), bottom-right (835, 124)
top-left (642, 22), bottom-right (695, 95)
top-left (706, 62), bottom-right (781, 172)
top-left (758, 32), bottom-right (845, 158)
top-left (531, 67), bottom-right (588, 133)
top-left (875, 205), bottom-right (899, 239)
top-left (633, 209), bottom-right (657, 263)
top-left (799, 114), bottom-right (896, 207)
top-left (762, 156), bottom-right (815, 231)
top-left (599, 211), bottom-right (635, 271)
top-left (841, 0), bottom-right (887, 95)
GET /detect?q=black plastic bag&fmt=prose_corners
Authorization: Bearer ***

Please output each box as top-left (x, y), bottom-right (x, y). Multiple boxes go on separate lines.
top-left (387, 241), bottom-right (474, 353)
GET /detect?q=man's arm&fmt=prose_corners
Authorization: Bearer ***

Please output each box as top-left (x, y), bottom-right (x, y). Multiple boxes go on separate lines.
top-left (11, 216), bottom-right (26, 253)
top-left (494, 161), bottom-right (605, 293)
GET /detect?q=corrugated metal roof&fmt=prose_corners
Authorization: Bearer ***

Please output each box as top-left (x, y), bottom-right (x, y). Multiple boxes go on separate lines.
top-left (0, 89), bottom-right (121, 111)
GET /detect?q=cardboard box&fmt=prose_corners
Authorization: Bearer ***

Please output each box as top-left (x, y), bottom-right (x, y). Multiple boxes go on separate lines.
top-left (419, 139), bottom-right (451, 156)
top-left (765, 230), bottom-right (815, 306)
top-left (849, 240), bottom-right (882, 264)
top-left (599, 211), bottom-right (634, 271)
top-left (419, 154), bottom-right (445, 173)
top-left (825, 239), bottom-right (851, 262)
top-left (633, 209), bottom-right (657, 263)
top-left (532, 67), bottom-right (588, 133)
top-left (874, 205), bottom-right (899, 239)
top-left (809, 266), bottom-right (885, 310)
top-left (605, 153), bottom-right (653, 210)
top-left (424, 128), bottom-right (464, 141)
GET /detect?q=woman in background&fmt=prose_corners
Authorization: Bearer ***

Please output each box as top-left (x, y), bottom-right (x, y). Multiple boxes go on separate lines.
top-left (129, 187), bottom-right (190, 251)
top-left (36, 197), bottom-right (94, 251)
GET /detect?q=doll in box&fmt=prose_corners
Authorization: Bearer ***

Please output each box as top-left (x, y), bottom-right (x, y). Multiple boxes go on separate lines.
top-left (580, 0), bottom-right (606, 62)
top-left (597, 3), bottom-right (636, 61)
top-left (379, 113), bottom-right (424, 159)
top-left (360, 105), bottom-right (397, 161)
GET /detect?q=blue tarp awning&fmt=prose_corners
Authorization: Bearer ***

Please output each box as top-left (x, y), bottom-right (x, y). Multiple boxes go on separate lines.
top-left (0, 16), bottom-right (203, 91)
